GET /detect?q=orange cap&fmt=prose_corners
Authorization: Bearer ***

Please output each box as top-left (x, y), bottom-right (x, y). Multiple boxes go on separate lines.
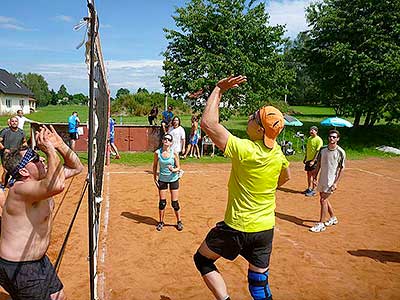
top-left (259, 106), bottom-right (284, 149)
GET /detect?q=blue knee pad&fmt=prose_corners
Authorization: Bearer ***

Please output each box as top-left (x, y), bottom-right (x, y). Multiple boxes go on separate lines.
top-left (248, 270), bottom-right (272, 300)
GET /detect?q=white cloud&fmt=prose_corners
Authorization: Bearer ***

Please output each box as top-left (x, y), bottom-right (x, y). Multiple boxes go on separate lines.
top-left (0, 15), bottom-right (31, 31)
top-left (54, 15), bottom-right (74, 23)
top-left (31, 59), bottom-right (164, 96)
top-left (267, 0), bottom-right (314, 38)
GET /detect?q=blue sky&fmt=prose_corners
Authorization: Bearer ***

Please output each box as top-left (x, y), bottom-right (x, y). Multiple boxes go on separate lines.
top-left (0, 0), bottom-right (312, 97)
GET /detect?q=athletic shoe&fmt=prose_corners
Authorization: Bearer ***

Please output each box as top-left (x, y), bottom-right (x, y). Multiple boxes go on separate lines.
top-left (305, 190), bottom-right (316, 197)
top-left (156, 222), bottom-right (164, 231)
top-left (309, 222), bottom-right (326, 233)
top-left (304, 188), bottom-right (312, 194)
top-left (177, 221), bottom-right (183, 231)
top-left (324, 216), bottom-right (338, 227)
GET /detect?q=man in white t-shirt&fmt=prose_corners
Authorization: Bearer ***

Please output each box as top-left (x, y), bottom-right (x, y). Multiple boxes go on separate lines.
top-left (15, 110), bottom-right (34, 130)
top-left (309, 129), bottom-right (346, 233)
top-left (168, 116), bottom-right (186, 155)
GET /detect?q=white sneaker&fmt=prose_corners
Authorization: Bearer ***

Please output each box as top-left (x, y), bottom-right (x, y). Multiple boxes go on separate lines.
top-left (324, 216), bottom-right (338, 227)
top-left (309, 222), bottom-right (326, 233)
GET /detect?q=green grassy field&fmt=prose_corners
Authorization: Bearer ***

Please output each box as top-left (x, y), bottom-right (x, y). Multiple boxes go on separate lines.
top-left (5, 104), bottom-right (399, 166)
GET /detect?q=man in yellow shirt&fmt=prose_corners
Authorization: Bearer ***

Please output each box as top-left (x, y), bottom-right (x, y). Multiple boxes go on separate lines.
top-left (193, 76), bottom-right (291, 300)
top-left (303, 126), bottom-right (323, 196)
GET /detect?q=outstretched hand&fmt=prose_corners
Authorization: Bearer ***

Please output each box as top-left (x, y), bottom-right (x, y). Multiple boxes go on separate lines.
top-left (45, 125), bottom-right (65, 149)
top-left (36, 126), bottom-right (56, 153)
top-left (217, 75), bottom-right (247, 93)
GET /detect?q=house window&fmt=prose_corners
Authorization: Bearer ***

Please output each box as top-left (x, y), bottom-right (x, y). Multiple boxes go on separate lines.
top-left (15, 82), bottom-right (22, 88)
top-left (20, 100), bottom-right (25, 107)
top-left (6, 99), bottom-right (12, 108)
top-left (0, 80), bottom-right (7, 87)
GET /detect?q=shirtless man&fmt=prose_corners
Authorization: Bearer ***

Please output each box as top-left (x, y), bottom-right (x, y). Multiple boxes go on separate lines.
top-left (0, 125), bottom-right (83, 300)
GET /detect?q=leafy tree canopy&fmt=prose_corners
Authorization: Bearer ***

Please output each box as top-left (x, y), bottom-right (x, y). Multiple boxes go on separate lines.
top-left (116, 88), bottom-right (130, 99)
top-left (161, 0), bottom-right (293, 115)
top-left (14, 72), bottom-right (51, 107)
top-left (302, 0), bottom-right (400, 126)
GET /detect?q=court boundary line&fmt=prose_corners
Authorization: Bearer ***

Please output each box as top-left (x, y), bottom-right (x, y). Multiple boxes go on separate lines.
top-left (98, 171), bottom-right (111, 300)
top-left (347, 167), bottom-right (400, 182)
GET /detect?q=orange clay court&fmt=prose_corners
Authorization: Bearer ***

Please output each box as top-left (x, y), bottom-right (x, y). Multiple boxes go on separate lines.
top-left (1, 157), bottom-right (399, 300)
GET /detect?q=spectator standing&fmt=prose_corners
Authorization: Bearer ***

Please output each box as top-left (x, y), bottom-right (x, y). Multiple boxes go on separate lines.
top-left (168, 116), bottom-right (186, 156)
top-left (309, 129), bottom-right (346, 233)
top-left (109, 117), bottom-right (121, 159)
top-left (68, 111), bottom-right (80, 151)
top-left (303, 126), bottom-right (323, 196)
top-left (148, 105), bottom-right (159, 125)
top-left (15, 109), bottom-right (34, 130)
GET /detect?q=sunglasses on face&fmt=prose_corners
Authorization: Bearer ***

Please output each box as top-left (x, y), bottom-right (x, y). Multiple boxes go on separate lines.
top-left (249, 110), bottom-right (262, 127)
top-left (329, 135), bottom-right (338, 139)
top-left (29, 151), bottom-right (40, 163)
top-left (163, 137), bottom-right (172, 142)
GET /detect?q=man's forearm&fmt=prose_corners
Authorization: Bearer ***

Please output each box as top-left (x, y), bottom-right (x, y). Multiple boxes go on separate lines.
top-left (202, 86), bottom-right (222, 130)
top-left (57, 143), bottom-right (82, 171)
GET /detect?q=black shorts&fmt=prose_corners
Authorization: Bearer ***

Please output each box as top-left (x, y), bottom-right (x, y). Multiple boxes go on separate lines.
top-left (304, 160), bottom-right (317, 171)
top-left (69, 132), bottom-right (79, 140)
top-left (158, 179), bottom-right (179, 190)
top-left (205, 221), bottom-right (274, 268)
top-left (0, 255), bottom-right (63, 300)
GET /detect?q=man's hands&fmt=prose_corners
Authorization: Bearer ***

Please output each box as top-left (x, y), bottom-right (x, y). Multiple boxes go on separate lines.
top-left (36, 126), bottom-right (56, 154)
top-left (216, 75), bottom-right (247, 93)
top-left (45, 125), bottom-right (65, 150)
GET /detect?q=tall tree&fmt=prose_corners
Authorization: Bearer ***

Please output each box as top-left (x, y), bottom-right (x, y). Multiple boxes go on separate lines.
top-left (14, 72), bottom-right (51, 106)
top-left (303, 0), bottom-right (400, 126)
top-left (57, 84), bottom-right (69, 101)
top-left (116, 88), bottom-right (130, 99)
top-left (161, 0), bottom-right (293, 115)
top-left (50, 89), bottom-right (58, 105)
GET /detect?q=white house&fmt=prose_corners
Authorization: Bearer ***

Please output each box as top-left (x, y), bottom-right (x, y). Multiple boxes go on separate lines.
top-left (0, 68), bottom-right (36, 115)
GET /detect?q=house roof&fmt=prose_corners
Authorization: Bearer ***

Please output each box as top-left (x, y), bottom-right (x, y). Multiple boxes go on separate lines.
top-left (0, 69), bottom-right (34, 96)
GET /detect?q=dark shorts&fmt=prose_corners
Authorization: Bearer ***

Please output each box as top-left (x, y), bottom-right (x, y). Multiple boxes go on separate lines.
top-left (158, 179), bottom-right (179, 191)
top-left (0, 255), bottom-right (63, 300)
top-left (304, 160), bottom-right (317, 171)
top-left (205, 221), bottom-right (274, 268)
top-left (69, 132), bottom-right (79, 140)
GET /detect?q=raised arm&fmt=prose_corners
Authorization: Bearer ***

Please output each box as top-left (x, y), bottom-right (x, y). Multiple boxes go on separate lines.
top-left (201, 75), bottom-right (247, 151)
top-left (47, 125), bottom-right (83, 179)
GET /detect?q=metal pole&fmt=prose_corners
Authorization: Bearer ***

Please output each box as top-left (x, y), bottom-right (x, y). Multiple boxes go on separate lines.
top-left (87, 2), bottom-right (96, 300)
top-left (164, 93), bottom-right (168, 111)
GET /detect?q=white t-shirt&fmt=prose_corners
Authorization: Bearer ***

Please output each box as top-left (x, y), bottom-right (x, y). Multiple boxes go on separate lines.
top-left (168, 126), bottom-right (186, 154)
top-left (16, 116), bottom-right (30, 129)
top-left (317, 145), bottom-right (346, 193)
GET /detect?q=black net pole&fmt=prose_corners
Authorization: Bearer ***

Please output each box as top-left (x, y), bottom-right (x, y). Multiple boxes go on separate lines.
top-left (87, 2), bottom-right (96, 300)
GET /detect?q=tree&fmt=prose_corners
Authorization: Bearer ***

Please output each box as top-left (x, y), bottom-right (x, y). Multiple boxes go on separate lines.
top-left (116, 88), bottom-right (130, 99)
top-left (161, 0), bottom-right (293, 115)
top-left (303, 0), bottom-right (400, 126)
top-left (14, 72), bottom-right (51, 106)
top-left (50, 89), bottom-right (58, 105)
top-left (72, 93), bottom-right (88, 105)
top-left (137, 88), bottom-right (149, 94)
top-left (57, 84), bottom-right (69, 101)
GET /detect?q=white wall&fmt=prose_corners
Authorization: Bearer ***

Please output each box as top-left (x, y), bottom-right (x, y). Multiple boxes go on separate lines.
top-left (0, 93), bottom-right (33, 115)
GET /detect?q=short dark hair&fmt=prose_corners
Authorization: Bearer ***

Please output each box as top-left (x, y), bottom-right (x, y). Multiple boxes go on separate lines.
top-left (3, 148), bottom-right (25, 178)
top-left (328, 129), bottom-right (340, 138)
top-left (172, 116), bottom-right (181, 126)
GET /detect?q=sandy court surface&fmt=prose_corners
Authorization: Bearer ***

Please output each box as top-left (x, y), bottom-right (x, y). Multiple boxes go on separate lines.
top-left (1, 157), bottom-right (400, 300)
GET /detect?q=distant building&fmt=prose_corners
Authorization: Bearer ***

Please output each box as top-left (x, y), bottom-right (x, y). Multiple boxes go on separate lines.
top-left (0, 68), bottom-right (36, 115)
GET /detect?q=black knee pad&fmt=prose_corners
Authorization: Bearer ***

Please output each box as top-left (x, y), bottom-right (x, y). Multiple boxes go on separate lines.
top-left (171, 200), bottom-right (180, 211)
top-left (193, 251), bottom-right (217, 276)
top-left (159, 199), bottom-right (167, 210)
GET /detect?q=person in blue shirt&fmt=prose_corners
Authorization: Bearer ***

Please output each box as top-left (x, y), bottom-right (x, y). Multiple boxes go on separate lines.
top-left (161, 105), bottom-right (174, 134)
top-left (68, 111), bottom-right (80, 151)
top-left (152, 133), bottom-right (183, 232)
top-left (109, 117), bottom-right (120, 159)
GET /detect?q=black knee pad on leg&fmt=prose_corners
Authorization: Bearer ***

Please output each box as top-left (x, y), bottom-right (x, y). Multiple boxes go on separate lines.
top-left (193, 251), bottom-right (217, 276)
top-left (248, 270), bottom-right (272, 300)
top-left (159, 199), bottom-right (167, 210)
top-left (171, 200), bottom-right (180, 211)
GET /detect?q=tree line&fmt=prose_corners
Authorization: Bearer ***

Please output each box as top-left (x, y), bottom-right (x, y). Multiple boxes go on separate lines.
top-left (13, 72), bottom-right (88, 106)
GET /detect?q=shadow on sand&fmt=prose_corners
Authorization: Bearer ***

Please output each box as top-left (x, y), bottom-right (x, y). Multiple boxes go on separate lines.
top-left (275, 211), bottom-right (316, 228)
top-left (121, 212), bottom-right (158, 226)
top-left (277, 187), bottom-right (304, 194)
top-left (347, 250), bottom-right (400, 263)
